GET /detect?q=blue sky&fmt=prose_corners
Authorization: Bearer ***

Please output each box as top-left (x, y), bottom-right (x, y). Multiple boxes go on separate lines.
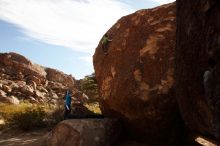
top-left (0, 0), bottom-right (174, 79)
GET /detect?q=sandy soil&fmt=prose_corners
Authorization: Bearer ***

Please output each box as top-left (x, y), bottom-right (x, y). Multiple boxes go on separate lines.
top-left (0, 128), bottom-right (49, 146)
top-left (0, 127), bottom-right (219, 146)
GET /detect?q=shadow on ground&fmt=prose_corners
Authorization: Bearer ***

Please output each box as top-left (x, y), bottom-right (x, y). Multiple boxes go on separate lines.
top-left (0, 128), bottom-right (48, 146)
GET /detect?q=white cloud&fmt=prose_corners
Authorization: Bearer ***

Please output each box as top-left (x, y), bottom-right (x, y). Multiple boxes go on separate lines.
top-left (79, 56), bottom-right (93, 63)
top-left (0, 0), bottom-right (134, 54)
top-left (152, 0), bottom-right (175, 4)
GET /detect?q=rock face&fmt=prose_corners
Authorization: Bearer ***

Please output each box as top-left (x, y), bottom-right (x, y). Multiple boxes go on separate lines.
top-left (41, 119), bottom-right (121, 146)
top-left (0, 52), bottom-right (77, 104)
top-left (45, 68), bottom-right (75, 88)
top-left (94, 3), bottom-right (185, 145)
top-left (176, 0), bottom-right (220, 136)
top-left (0, 52), bottom-right (46, 84)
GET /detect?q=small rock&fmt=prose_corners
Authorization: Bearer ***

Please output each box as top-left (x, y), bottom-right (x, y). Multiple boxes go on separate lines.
top-left (0, 68), bottom-right (5, 73)
top-left (0, 90), bottom-right (6, 98)
top-left (6, 96), bottom-right (20, 105)
top-left (10, 82), bottom-right (19, 90)
top-left (27, 80), bottom-right (37, 91)
top-left (37, 86), bottom-right (48, 93)
top-left (20, 85), bottom-right (34, 95)
top-left (34, 90), bottom-right (46, 100)
top-left (50, 99), bottom-right (57, 104)
top-left (17, 72), bottom-right (24, 80)
top-left (2, 85), bottom-right (12, 93)
top-left (16, 81), bottom-right (26, 87)
top-left (49, 91), bottom-right (59, 99)
top-left (28, 96), bottom-right (39, 104)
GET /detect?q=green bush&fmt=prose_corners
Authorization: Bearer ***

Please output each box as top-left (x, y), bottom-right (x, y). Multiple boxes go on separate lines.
top-left (8, 106), bottom-right (46, 131)
top-left (84, 102), bottom-right (102, 114)
top-left (0, 103), bottom-right (66, 130)
top-left (46, 105), bottom-right (64, 126)
top-left (80, 74), bottom-right (99, 102)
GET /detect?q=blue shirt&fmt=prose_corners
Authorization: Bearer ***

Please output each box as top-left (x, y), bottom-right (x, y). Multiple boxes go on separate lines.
top-left (65, 94), bottom-right (71, 107)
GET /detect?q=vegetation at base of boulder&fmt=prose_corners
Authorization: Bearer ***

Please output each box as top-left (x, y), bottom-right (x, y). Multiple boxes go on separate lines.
top-left (46, 104), bottom-right (64, 126)
top-left (10, 106), bottom-right (46, 130)
top-left (0, 103), bottom-right (46, 130)
top-left (0, 99), bottom-right (102, 130)
top-left (79, 73), bottom-right (99, 102)
top-left (0, 102), bottom-right (31, 120)
top-left (84, 102), bottom-right (101, 114)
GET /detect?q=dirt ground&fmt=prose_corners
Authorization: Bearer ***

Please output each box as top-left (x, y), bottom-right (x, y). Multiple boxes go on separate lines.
top-left (0, 128), bottom-right (49, 146)
top-left (0, 127), bottom-right (219, 146)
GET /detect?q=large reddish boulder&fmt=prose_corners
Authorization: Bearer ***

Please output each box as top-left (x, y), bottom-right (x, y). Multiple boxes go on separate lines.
top-left (176, 0), bottom-right (220, 137)
top-left (93, 3), bottom-right (186, 145)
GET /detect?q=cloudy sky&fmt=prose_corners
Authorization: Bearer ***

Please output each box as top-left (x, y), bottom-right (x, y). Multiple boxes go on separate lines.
top-left (0, 0), bottom-right (174, 79)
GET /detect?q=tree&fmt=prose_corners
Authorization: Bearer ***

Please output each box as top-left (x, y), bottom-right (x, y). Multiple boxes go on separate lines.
top-left (80, 73), bottom-right (99, 102)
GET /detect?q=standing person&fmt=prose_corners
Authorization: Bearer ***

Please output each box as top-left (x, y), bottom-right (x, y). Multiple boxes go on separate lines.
top-left (64, 90), bottom-right (72, 120)
top-left (102, 34), bottom-right (112, 55)
top-left (212, 50), bottom-right (220, 140)
top-left (203, 58), bottom-right (216, 107)
top-left (204, 46), bottom-right (220, 139)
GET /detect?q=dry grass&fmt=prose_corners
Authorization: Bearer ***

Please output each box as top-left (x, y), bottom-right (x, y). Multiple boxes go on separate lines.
top-left (0, 103), bottom-right (46, 130)
top-left (0, 102), bottom-right (31, 118)
top-left (84, 102), bottom-right (102, 114)
top-left (0, 101), bottom-right (102, 130)
top-left (0, 102), bottom-right (48, 130)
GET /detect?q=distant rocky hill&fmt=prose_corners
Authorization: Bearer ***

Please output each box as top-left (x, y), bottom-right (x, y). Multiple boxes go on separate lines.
top-left (0, 52), bottom-right (77, 104)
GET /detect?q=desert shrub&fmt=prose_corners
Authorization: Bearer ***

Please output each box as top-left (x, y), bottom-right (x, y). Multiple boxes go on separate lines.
top-left (8, 106), bottom-right (46, 130)
top-left (84, 102), bottom-right (102, 114)
top-left (0, 103), bottom-right (46, 130)
top-left (45, 105), bottom-right (64, 126)
top-left (80, 74), bottom-right (99, 102)
top-left (0, 102), bottom-right (30, 121)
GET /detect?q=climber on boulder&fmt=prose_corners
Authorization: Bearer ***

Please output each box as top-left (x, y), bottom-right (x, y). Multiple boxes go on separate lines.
top-left (101, 34), bottom-right (112, 54)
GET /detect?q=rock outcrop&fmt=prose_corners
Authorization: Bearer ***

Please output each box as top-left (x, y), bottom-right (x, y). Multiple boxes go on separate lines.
top-left (94, 2), bottom-right (185, 145)
top-left (0, 52), bottom-right (77, 104)
top-left (45, 68), bottom-right (75, 88)
top-left (176, 0), bottom-right (220, 138)
top-left (41, 119), bottom-right (121, 146)
top-left (0, 52), bottom-right (46, 85)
